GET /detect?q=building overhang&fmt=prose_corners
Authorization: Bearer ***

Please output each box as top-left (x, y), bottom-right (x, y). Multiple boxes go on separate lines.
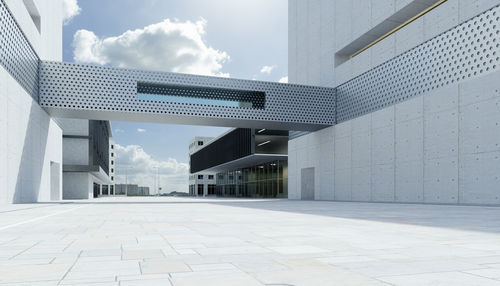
top-left (198, 154), bottom-right (288, 173)
top-left (63, 165), bottom-right (112, 185)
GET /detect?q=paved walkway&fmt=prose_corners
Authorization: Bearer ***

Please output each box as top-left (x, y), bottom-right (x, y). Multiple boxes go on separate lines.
top-left (1, 197), bottom-right (500, 285)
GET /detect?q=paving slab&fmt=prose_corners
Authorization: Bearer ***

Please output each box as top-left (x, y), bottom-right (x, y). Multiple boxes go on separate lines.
top-left (0, 197), bottom-right (500, 285)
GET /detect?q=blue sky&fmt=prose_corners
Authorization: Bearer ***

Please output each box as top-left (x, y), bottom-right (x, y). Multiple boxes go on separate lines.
top-left (62, 0), bottom-right (288, 192)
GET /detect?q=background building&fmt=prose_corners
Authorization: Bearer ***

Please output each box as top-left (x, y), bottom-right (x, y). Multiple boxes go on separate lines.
top-left (191, 129), bottom-right (288, 198)
top-left (115, 184), bottom-right (150, 196)
top-left (108, 140), bottom-right (116, 195)
top-left (288, 0), bottom-right (500, 204)
top-left (60, 119), bottom-right (113, 199)
top-left (188, 137), bottom-right (216, 196)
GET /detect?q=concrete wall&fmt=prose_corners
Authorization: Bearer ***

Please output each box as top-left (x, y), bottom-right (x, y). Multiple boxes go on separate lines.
top-left (63, 173), bottom-right (93, 200)
top-left (0, 69), bottom-right (63, 203)
top-left (4, 0), bottom-right (62, 61)
top-left (0, 0), bottom-right (63, 204)
top-left (289, 0), bottom-right (500, 87)
top-left (289, 71), bottom-right (500, 205)
top-left (60, 119), bottom-right (90, 166)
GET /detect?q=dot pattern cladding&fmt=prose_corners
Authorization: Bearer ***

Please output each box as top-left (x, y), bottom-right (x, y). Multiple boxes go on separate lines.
top-left (0, 0), bottom-right (40, 101)
top-left (39, 61), bottom-right (337, 126)
top-left (336, 4), bottom-right (500, 123)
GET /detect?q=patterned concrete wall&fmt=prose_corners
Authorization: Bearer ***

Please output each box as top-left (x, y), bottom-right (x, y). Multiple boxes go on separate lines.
top-left (289, 70), bottom-right (500, 205)
top-left (289, 0), bottom-right (500, 87)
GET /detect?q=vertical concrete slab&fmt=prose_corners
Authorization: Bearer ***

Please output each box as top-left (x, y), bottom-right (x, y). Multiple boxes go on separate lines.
top-left (424, 157), bottom-right (458, 203)
top-left (424, 110), bottom-right (459, 160)
top-left (460, 65), bottom-right (500, 107)
top-left (459, 152), bottom-right (500, 205)
top-left (301, 167), bottom-right (315, 200)
top-left (371, 163), bottom-right (395, 202)
top-left (423, 0), bottom-right (459, 41)
top-left (351, 166), bottom-right (371, 201)
top-left (395, 160), bottom-right (424, 202)
top-left (458, 0), bottom-right (500, 23)
top-left (371, 126), bottom-right (395, 165)
top-left (459, 97), bottom-right (500, 155)
top-left (288, 0), bottom-right (298, 84)
top-left (288, 139), bottom-right (299, 199)
top-left (395, 118), bottom-right (424, 163)
top-left (334, 121), bottom-right (352, 200)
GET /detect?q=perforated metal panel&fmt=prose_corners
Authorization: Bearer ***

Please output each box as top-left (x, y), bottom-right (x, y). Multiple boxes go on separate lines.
top-left (0, 0), bottom-right (39, 100)
top-left (39, 61), bottom-right (336, 131)
top-left (336, 4), bottom-right (500, 123)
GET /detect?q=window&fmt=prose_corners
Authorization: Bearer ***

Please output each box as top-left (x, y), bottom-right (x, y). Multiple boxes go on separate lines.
top-left (198, 175), bottom-right (204, 180)
top-left (111, 153), bottom-right (114, 157)
top-left (111, 176), bottom-right (114, 181)
top-left (137, 82), bottom-right (265, 109)
top-left (111, 168), bottom-right (114, 173)
top-left (111, 145), bottom-right (114, 149)
top-left (208, 175), bottom-right (214, 180)
top-left (197, 184), bottom-right (204, 196)
top-left (198, 141), bottom-right (203, 146)
top-left (207, 184), bottom-right (216, 195)
top-left (111, 160), bottom-right (114, 165)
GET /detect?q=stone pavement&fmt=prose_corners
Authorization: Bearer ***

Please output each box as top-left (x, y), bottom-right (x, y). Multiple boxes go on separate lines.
top-left (1, 197), bottom-right (500, 285)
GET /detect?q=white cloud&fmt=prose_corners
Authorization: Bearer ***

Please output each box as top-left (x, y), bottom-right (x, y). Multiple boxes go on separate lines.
top-left (260, 65), bottom-right (276, 74)
top-left (137, 128), bottom-right (146, 133)
top-left (278, 76), bottom-right (288, 83)
top-left (114, 144), bottom-right (189, 194)
top-left (114, 128), bottom-right (124, 134)
top-left (72, 18), bottom-right (230, 77)
top-left (62, 0), bottom-right (81, 25)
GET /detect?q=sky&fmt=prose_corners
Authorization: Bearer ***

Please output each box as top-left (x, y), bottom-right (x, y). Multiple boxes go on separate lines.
top-left (62, 0), bottom-right (288, 193)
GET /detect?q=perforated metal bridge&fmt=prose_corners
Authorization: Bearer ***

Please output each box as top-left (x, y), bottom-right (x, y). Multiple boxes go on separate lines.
top-left (36, 4), bottom-right (500, 131)
top-left (39, 61), bottom-right (337, 131)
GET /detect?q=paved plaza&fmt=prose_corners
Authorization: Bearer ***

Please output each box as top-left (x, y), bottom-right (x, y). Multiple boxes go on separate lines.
top-left (1, 197), bottom-right (500, 285)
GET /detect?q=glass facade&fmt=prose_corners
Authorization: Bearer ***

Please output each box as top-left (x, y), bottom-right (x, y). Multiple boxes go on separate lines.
top-left (215, 160), bottom-right (288, 198)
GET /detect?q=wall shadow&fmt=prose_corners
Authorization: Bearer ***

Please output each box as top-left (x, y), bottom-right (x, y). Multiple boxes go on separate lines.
top-left (13, 102), bottom-right (49, 203)
top-left (32, 197), bottom-right (500, 234)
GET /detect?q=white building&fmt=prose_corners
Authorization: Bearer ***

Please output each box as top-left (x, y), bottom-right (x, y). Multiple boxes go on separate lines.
top-left (1, 0), bottom-right (500, 206)
top-left (0, 0), bottom-right (63, 203)
top-left (188, 137), bottom-right (216, 196)
top-left (287, 0), bottom-right (500, 204)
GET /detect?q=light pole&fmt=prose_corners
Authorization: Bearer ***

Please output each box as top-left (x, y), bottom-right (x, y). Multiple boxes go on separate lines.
top-left (125, 166), bottom-right (128, 196)
top-left (157, 167), bottom-right (160, 196)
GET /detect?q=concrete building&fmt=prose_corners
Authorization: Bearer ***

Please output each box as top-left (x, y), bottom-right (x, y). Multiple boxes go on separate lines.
top-left (287, 0), bottom-right (500, 204)
top-left (60, 119), bottom-right (113, 199)
top-left (191, 129), bottom-right (288, 198)
top-left (0, 0), bottom-right (63, 203)
top-left (108, 140), bottom-right (116, 195)
top-left (188, 137), bottom-right (216, 196)
top-left (115, 184), bottom-right (150, 196)
top-left (1, 0), bottom-right (500, 206)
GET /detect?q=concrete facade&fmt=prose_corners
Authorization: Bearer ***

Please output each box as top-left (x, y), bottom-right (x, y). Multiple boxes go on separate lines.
top-left (0, 0), bottom-right (63, 204)
top-left (289, 0), bottom-right (500, 87)
top-left (289, 66), bottom-right (500, 205)
top-left (288, 0), bottom-right (500, 205)
top-left (188, 137), bottom-right (216, 196)
top-left (59, 119), bottom-right (112, 200)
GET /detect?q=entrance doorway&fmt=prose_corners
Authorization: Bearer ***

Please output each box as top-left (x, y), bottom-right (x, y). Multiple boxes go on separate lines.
top-left (93, 183), bottom-right (100, 198)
